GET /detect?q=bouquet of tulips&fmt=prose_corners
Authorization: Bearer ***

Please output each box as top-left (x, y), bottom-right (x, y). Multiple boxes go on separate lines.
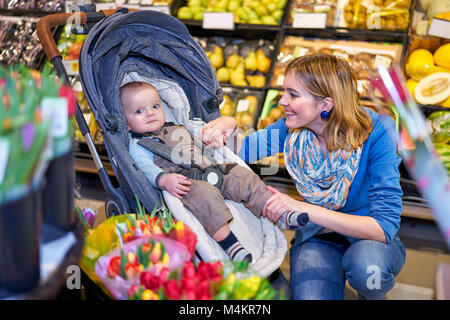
top-left (95, 235), bottom-right (191, 300)
top-left (79, 197), bottom-right (197, 295)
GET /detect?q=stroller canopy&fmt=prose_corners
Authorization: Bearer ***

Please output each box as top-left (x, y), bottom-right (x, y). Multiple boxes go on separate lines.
top-left (79, 9), bottom-right (223, 135)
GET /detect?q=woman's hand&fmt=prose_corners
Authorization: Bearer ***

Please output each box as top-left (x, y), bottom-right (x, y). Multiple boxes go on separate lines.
top-left (201, 116), bottom-right (237, 147)
top-left (262, 185), bottom-right (305, 223)
top-left (159, 173), bottom-right (191, 199)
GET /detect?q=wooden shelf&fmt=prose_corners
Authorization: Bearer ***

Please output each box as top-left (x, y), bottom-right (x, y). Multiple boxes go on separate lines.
top-left (74, 157), bottom-right (115, 176)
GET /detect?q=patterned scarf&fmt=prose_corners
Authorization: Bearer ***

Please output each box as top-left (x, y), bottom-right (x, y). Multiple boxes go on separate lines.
top-left (283, 129), bottom-right (362, 210)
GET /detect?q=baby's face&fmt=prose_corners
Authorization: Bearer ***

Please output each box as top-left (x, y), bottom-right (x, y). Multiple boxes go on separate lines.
top-left (121, 85), bottom-right (166, 134)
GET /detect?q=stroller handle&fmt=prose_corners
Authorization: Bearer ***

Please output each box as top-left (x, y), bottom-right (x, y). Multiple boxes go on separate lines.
top-left (37, 9), bottom-right (137, 62)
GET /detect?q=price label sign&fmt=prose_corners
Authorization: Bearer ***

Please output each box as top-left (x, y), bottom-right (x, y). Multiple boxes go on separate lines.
top-left (63, 59), bottom-right (79, 76)
top-left (292, 12), bottom-right (327, 29)
top-left (428, 18), bottom-right (450, 39)
top-left (236, 99), bottom-right (250, 112)
top-left (141, 6), bottom-right (171, 15)
top-left (203, 12), bottom-right (235, 30)
top-left (95, 2), bottom-right (117, 10)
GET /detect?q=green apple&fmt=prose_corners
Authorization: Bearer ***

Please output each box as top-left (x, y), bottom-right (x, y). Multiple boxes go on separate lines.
top-left (177, 6), bottom-right (192, 19)
top-left (276, 0), bottom-right (287, 9)
top-left (255, 5), bottom-right (268, 17)
top-left (188, 0), bottom-right (202, 7)
top-left (267, 2), bottom-right (277, 13)
top-left (272, 9), bottom-right (283, 21)
top-left (261, 15), bottom-right (277, 24)
top-left (228, 0), bottom-right (240, 11)
top-left (235, 7), bottom-right (249, 22)
top-left (248, 19), bottom-right (261, 24)
top-left (193, 11), bottom-right (204, 20)
top-left (247, 10), bottom-right (259, 21)
top-left (248, 0), bottom-right (260, 9)
top-left (216, 0), bottom-right (228, 9)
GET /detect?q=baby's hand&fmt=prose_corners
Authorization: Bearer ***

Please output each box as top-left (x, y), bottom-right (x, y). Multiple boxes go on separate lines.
top-left (159, 173), bottom-right (191, 199)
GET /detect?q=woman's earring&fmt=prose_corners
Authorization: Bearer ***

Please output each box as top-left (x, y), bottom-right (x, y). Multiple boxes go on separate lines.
top-left (320, 110), bottom-right (329, 119)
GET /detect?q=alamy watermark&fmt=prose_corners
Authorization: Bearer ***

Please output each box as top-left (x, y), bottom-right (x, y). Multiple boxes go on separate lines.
top-left (366, 265), bottom-right (381, 290)
top-left (66, 265), bottom-right (81, 290)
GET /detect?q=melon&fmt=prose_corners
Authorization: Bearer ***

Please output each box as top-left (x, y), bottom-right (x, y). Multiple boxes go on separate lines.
top-left (414, 72), bottom-right (450, 105)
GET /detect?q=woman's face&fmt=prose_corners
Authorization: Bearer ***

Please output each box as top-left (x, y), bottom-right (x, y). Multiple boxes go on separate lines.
top-left (279, 71), bottom-right (325, 132)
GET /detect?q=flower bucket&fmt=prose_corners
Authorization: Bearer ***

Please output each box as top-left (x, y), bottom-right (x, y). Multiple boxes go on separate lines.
top-left (42, 148), bottom-right (74, 231)
top-left (0, 187), bottom-right (41, 293)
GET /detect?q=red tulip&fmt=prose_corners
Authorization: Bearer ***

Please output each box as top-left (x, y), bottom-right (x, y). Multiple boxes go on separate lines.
top-left (183, 290), bottom-right (197, 300)
top-left (140, 271), bottom-right (163, 291)
top-left (196, 280), bottom-right (212, 300)
top-left (127, 285), bottom-right (140, 299)
top-left (158, 267), bottom-right (171, 282)
top-left (181, 261), bottom-right (196, 279)
top-left (107, 256), bottom-right (121, 278)
top-left (180, 278), bottom-right (196, 293)
top-left (58, 84), bottom-right (76, 117)
top-left (164, 279), bottom-right (181, 300)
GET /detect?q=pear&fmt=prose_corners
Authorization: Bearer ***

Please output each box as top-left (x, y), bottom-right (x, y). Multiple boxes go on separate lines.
top-left (230, 63), bottom-right (247, 86)
top-left (246, 74), bottom-right (265, 87)
top-left (226, 53), bottom-right (243, 69)
top-left (256, 48), bottom-right (271, 73)
top-left (209, 46), bottom-right (224, 69)
top-left (244, 52), bottom-right (257, 72)
top-left (217, 67), bottom-right (231, 82)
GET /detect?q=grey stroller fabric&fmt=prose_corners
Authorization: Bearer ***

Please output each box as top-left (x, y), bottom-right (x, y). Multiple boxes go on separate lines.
top-left (78, 9), bottom-right (223, 210)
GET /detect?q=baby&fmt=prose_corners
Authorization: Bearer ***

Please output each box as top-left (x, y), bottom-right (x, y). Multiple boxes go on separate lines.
top-left (121, 81), bottom-right (308, 263)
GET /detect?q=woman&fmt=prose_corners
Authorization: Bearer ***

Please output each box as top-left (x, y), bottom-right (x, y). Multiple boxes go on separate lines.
top-left (203, 53), bottom-right (406, 300)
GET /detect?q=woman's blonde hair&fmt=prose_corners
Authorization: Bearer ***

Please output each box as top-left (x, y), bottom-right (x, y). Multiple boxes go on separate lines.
top-left (285, 53), bottom-right (372, 151)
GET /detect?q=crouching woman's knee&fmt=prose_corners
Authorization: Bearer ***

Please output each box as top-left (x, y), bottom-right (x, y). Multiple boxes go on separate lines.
top-left (342, 237), bottom-right (405, 300)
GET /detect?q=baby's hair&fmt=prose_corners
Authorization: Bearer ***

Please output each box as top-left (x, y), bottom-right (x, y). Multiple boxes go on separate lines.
top-left (120, 81), bottom-right (157, 97)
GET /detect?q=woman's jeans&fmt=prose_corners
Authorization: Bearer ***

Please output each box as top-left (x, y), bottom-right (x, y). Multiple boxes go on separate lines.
top-left (290, 233), bottom-right (406, 300)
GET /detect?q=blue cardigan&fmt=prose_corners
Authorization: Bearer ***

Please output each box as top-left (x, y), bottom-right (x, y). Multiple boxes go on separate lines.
top-left (238, 108), bottom-right (403, 244)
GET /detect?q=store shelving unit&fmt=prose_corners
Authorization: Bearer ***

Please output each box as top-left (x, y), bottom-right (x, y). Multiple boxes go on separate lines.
top-left (5, 0), bottom-right (446, 218)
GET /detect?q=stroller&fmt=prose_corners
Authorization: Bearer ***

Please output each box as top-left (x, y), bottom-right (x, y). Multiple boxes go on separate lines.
top-left (37, 7), bottom-right (288, 287)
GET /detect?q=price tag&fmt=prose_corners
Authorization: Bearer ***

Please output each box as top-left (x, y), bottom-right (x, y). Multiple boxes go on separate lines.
top-left (203, 12), bottom-right (235, 30)
top-left (276, 74), bottom-right (284, 87)
top-left (95, 3), bottom-right (117, 10)
top-left (141, 6), bottom-right (171, 15)
top-left (63, 59), bottom-right (79, 76)
top-left (428, 18), bottom-right (450, 39)
top-left (292, 12), bottom-right (327, 29)
top-left (141, 0), bottom-right (154, 5)
top-left (236, 99), bottom-right (250, 112)
top-left (42, 97), bottom-right (69, 138)
top-left (0, 138), bottom-right (9, 184)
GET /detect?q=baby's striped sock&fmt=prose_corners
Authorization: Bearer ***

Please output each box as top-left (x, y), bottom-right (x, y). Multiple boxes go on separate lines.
top-left (277, 211), bottom-right (309, 230)
top-left (218, 231), bottom-right (252, 263)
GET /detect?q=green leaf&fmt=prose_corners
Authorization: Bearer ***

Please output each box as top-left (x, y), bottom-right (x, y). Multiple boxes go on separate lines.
top-left (120, 249), bottom-right (127, 279)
